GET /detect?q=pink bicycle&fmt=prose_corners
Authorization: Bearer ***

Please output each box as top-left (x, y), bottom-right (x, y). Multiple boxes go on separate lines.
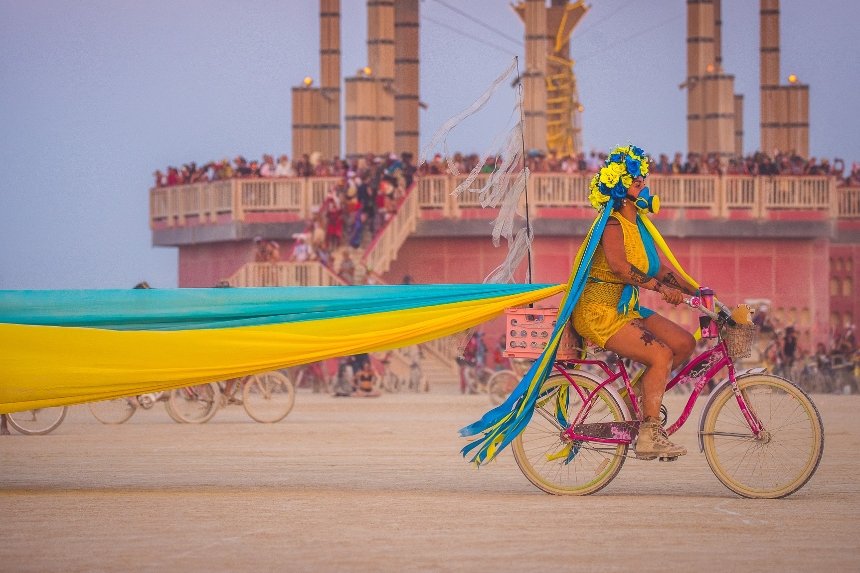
top-left (511, 296), bottom-right (824, 499)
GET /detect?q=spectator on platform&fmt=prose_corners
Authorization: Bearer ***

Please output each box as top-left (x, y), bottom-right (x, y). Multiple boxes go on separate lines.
top-left (253, 237), bottom-right (280, 263)
top-left (275, 155), bottom-right (296, 177)
top-left (259, 154), bottom-right (275, 178)
top-left (289, 234), bottom-right (313, 263)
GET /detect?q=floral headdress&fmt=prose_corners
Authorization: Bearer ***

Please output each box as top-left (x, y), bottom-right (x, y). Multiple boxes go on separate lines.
top-left (588, 145), bottom-right (650, 210)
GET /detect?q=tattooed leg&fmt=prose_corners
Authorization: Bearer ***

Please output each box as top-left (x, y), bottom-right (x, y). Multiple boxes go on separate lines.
top-left (605, 320), bottom-right (674, 420)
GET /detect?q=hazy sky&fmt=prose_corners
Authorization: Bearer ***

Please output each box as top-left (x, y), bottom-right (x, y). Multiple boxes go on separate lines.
top-left (1, 0), bottom-right (857, 289)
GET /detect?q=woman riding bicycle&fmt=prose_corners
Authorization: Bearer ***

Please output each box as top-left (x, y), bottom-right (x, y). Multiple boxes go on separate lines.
top-left (461, 145), bottom-right (701, 465)
top-left (573, 145), bottom-right (697, 460)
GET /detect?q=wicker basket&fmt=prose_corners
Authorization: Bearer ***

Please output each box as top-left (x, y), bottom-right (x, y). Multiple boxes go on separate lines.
top-left (721, 323), bottom-right (758, 360)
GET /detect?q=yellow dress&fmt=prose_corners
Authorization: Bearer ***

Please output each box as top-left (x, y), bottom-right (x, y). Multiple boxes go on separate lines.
top-left (572, 212), bottom-right (652, 347)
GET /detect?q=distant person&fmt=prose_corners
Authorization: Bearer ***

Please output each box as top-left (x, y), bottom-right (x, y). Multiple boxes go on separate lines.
top-left (352, 362), bottom-right (381, 397)
top-left (338, 251), bottom-right (355, 284)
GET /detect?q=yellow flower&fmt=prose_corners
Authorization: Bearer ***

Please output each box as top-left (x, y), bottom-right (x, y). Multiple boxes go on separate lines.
top-left (621, 174), bottom-right (633, 188)
top-left (589, 188), bottom-right (609, 209)
top-left (600, 162), bottom-right (626, 187)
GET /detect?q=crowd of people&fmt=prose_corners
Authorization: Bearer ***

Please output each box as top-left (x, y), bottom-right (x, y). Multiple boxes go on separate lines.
top-left (154, 148), bottom-right (859, 190)
top-left (152, 151), bottom-right (416, 189)
top-left (415, 150), bottom-right (860, 186)
top-left (753, 306), bottom-right (858, 393)
top-left (245, 152), bottom-right (416, 285)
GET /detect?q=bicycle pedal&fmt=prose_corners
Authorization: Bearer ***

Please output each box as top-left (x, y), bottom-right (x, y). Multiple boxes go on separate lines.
top-left (658, 455), bottom-right (679, 462)
top-left (634, 453), bottom-right (658, 461)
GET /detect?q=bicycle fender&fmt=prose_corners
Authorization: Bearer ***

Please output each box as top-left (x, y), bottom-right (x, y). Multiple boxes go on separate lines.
top-left (695, 367), bottom-right (769, 452)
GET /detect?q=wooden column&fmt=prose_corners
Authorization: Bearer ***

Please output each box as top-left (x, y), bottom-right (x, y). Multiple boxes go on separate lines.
top-left (394, 0), bottom-right (420, 158)
top-left (521, 0), bottom-right (548, 154)
top-left (345, 76), bottom-right (378, 160)
top-left (760, 0), bottom-right (780, 153)
top-left (368, 0), bottom-right (395, 154)
top-left (686, 0), bottom-right (715, 156)
top-left (320, 0), bottom-right (341, 159)
top-left (292, 86), bottom-right (321, 160)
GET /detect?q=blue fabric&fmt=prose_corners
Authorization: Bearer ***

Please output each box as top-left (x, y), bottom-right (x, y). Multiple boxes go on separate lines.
top-left (615, 214), bottom-right (660, 318)
top-left (0, 284), bottom-right (557, 331)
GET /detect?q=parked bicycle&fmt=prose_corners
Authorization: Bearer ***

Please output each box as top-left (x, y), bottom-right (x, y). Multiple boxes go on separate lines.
top-left (0, 407), bottom-right (68, 435)
top-left (293, 361), bottom-right (330, 394)
top-left (89, 384), bottom-right (221, 424)
top-left (217, 371), bottom-right (296, 423)
top-left (510, 295), bottom-right (824, 499)
top-left (488, 358), bottom-right (532, 406)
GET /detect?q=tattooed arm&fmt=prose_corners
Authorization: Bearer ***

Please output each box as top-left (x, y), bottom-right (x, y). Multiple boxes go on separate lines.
top-left (655, 268), bottom-right (698, 296)
top-left (602, 221), bottom-right (684, 305)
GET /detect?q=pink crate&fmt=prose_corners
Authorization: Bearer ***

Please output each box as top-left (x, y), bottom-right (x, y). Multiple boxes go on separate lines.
top-left (503, 307), bottom-right (579, 360)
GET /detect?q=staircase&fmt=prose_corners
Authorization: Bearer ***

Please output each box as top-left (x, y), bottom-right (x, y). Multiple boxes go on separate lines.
top-left (224, 184), bottom-right (459, 380)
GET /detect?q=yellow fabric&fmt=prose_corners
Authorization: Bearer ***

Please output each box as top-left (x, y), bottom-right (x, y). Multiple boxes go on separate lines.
top-left (573, 213), bottom-right (649, 347)
top-left (639, 216), bottom-right (700, 291)
top-left (0, 284), bottom-right (565, 413)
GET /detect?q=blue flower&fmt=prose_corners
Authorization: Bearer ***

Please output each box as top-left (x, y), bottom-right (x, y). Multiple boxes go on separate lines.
top-left (631, 145), bottom-right (645, 157)
top-left (625, 157), bottom-right (641, 178)
top-left (609, 153), bottom-right (623, 163)
top-left (610, 180), bottom-right (627, 198)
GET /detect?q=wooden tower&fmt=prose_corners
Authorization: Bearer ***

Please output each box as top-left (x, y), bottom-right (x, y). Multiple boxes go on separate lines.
top-left (760, 0), bottom-right (809, 156)
top-left (292, 0), bottom-right (342, 161)
top-left (686, 0), bottom-right (742, 158)
top-left (394, 0), bottom-right (420, 158)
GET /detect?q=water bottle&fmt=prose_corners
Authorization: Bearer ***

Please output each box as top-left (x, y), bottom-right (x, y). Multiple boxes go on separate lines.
top-left (699, 287), bottom-right (719, 338)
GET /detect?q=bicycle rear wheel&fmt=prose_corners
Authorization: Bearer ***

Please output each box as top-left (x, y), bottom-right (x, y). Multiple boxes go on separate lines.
top-left (701, 374), bottom-right (823, 498)
top-left (89, 398), bottom-right (137, 424)
top-left (512, 372), bottom-right (627, 495)
top-left (168, 383), bottom-right (220, 424)
top-left (487, 370), bottom-right (518, 406)
top-left (7, 406), bottom-right (68, 435)
top-left (242, 371), bottom-right (296, 423)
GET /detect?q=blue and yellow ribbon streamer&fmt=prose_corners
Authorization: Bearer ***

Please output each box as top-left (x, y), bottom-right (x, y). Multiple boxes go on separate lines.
top-left (0, 283), bottom-right (565, 413)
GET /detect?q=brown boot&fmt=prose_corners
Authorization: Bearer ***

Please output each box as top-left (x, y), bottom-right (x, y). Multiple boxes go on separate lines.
top-left (635, 417), bottom-right (687, 461)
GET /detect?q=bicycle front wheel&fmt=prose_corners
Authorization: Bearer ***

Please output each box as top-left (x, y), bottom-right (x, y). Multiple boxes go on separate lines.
top-left (7, 406), bottom-right (68, 435)
top-left (512, 372), bottom-right (627, 496)
top-left (487, 370), bottom-right (518, 406)
top-left (89, 398), bottom-right (137, 424)
top-left (168, 383), bottom-right (220, 424)
top-left (243, 372), bottom-right (296, 423)
top-left (701, 374), bottom-right (824, 498)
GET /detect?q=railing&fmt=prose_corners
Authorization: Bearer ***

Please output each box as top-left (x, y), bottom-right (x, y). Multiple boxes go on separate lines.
top-left (422, 334), bottom-right (461, 365)
top-left (226, 261), bottom-right (345, 287)
top-left (414, 174), bottom-right (850, 220)
top-left (838, 187), bottom-right (860, 218)
top-left (150, 174), bottom-right (857, 229)
top-left (150, 177), bottom-right (341, 227)
top-left (361, 186), bottom-right (419, 274)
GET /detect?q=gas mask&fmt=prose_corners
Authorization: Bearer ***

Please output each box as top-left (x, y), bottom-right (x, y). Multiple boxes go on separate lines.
top-left (627, 187), bottom-right (660, 214)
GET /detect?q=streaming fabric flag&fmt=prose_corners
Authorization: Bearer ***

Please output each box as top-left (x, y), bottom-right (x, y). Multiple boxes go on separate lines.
top-left (0, 283), bottom-right (564, 414)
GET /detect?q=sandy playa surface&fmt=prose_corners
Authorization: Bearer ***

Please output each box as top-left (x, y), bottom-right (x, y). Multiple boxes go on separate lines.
top-left (2, 388), bottom-right (858, 572)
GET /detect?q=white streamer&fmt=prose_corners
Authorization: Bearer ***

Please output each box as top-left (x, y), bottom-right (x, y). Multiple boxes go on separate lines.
top-left (419, 60), bottom-right (517, 168)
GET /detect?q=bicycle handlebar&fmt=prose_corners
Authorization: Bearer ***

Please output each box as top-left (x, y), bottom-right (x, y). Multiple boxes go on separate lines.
top-left (683, 296), bottom-right (738, 327)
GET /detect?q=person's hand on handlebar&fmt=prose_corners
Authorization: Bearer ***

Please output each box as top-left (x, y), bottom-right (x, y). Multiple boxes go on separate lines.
top-left (656, 282), bottom-right (685, 305)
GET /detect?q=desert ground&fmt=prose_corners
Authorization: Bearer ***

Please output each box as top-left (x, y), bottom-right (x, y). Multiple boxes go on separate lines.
top-left (2, 385), bottom-right (858, 573)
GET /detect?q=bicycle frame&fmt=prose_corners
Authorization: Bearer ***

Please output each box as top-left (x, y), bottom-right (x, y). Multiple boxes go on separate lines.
top-left (555, 338), bottom-right (764, 446)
